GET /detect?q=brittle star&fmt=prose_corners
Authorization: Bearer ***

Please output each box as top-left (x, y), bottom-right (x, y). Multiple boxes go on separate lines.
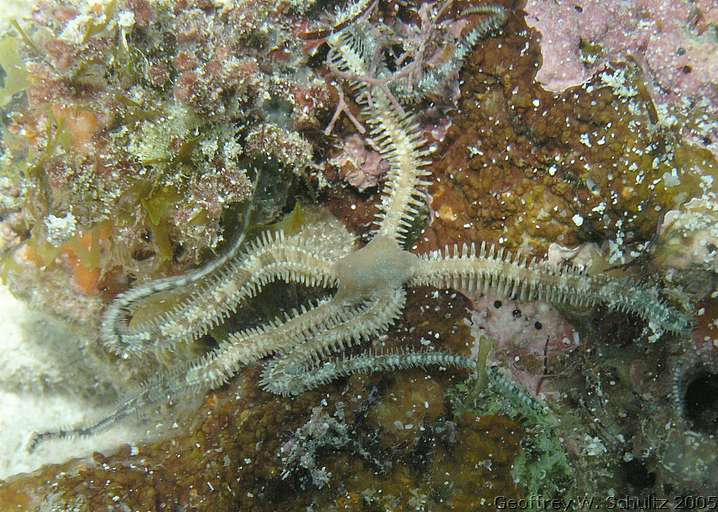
top-left (28, 5), bottom-right (692, 452)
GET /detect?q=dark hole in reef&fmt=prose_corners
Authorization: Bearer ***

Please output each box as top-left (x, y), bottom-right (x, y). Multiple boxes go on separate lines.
top-left (621, 459), bottom-right (656, 490)
top-left (196, 335), bottom-right (219, 352)
top-left (574, 4), bottom-right (583, 13)
top-left (684, 371), bottom-right (718, 434)
top-left (493, 300), bottom-right (502, 309)
top-left (306, 40), bottom-right (330, 69)
top-left (173, 242), bottom-right (187, 262)
top-left (381, 44), bottom-right (407, 74)
top-left (512, 308), bottom-right (521, 319)
top-left (131, 247), bottom-right (155, 261)
top-left (534, 321), bottom-right (542, 330)
top-left (681, 65), bottom-right (692, 74)
top-left (593, 307), bottom-right (643, 345)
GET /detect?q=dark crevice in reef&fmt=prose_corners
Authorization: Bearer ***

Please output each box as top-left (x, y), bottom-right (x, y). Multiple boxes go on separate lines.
top-left (621, 459), bottom-right (656, 492)
top-left (683, 371), bottom-right (718, 434)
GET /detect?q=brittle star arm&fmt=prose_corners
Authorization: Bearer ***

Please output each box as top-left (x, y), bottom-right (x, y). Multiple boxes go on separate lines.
top-left (261, 287), bottom-right (407, 395)
top-left (298, 0), bottom-right (377, 40)
top-left (28, 295), bottom-right (363, 451)
top-left (260, 287), bottom-right (476, 396)
top-left (328, 30), bottom-right (433, 246)
top-left (324, 6), bottom-right (507, 243)
top-left (393, 4), bottom-right (508, 103)
top-left (265, 348), bottom-right (476, 397)
top-left (102, 230), bottom-right (340, 357)
top-left (407, 242), bottom-right (693, 336)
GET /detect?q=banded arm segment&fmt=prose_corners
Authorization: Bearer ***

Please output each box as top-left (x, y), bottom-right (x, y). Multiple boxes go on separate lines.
top-left (260, 287), bottom-right (407, 395)
top-left (408, 242), bottom-right (693, 336)
top-left (130, 293), bottom-right (385, 407)
top-left (187, 296), bottom-right (362, 390)
top-left (102, 230), bottom-right (340, 357)
top-left (264, 348), bottom-right (476, 397)
top-left (29, 296), bottom-right (359, 451)
top-left (261, 288), bottom-right (476, 397)
top-left (328, 30), bottom-right (433, 246)
top-left (394, 5), bottom-right (508, 103)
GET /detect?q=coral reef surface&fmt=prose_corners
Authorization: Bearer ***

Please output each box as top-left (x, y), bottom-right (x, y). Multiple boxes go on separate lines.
top-left (0, 0), bottom-right (716, 510)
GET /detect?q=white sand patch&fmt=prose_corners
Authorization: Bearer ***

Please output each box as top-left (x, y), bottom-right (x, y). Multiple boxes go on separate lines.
top-left (0, 285), bottom-right (147, 479)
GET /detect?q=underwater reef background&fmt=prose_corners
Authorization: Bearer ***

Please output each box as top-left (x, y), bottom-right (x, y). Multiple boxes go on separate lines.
top-left (0, 0), bottom-right (717, 510)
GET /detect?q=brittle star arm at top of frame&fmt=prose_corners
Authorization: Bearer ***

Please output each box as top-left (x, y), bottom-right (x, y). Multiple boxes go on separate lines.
top-left (407, 241), bottom-right (694, 337)
top-left (393, 4), bottom-right (509, 104)
top-left (101, 230), bottom-right (341, 357)
top-left (327, 29), bottom-right (433, 246)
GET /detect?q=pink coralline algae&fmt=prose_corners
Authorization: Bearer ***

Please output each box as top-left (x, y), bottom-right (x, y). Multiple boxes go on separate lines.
top-left (466, 293), bottom-right (581, 398)
top-left (525, 0), bottom-right (718, 148)
top-left (330, 134), bottom-right (389, 192)
top-left (525, 0), bottom-right (718, 96)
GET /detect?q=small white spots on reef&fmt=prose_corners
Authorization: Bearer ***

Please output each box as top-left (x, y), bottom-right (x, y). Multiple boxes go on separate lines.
top-left (572, 214), bottom-right (584, 227)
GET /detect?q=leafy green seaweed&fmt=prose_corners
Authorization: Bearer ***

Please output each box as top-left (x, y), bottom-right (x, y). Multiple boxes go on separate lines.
top-left (0, 35), bottom-right (29, 108)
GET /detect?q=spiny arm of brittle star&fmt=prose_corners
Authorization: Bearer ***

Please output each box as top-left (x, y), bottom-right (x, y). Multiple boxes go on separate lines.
top-left (260, 287), bottom-right (407, 395)
top-left (298, 0), bottom-right (376, 40)
top-left (98, 190), bottom-right (259, 345)
top-left (394, 4), bottom-right (508, 103)
top-left (26, 342), bottom-right (483, 452)
top-left (26, 379), bottom-right (175, 453)
top-left (102, 230), bottom-right (340, 356)
top-left (27, 354), bottom-right (215, 453)
top-left (328, 30), bottom-right (433, 247)
top-left (264, 348), bottom-right (476, 396)
top-left (407, 241), bottom-right (694, 336)
top-left (185, 295), bottom-right (371, 390)
top-left (27, 296), bottom-right (363, 451)
top-left (366, 92), bottom-right (433, 245)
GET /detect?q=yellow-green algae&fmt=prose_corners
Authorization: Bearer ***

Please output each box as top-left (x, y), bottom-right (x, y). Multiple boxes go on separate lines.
top-left (0, 36), bottom-right (28, 108)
